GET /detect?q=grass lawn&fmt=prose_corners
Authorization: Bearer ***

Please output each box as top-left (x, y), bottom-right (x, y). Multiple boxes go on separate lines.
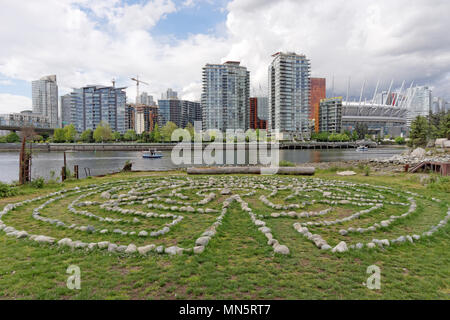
top-left (0, 170), bottom-right (449, 300)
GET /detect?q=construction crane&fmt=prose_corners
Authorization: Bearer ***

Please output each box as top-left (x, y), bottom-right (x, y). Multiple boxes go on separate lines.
top-left (131, 76), bottom-right (149, 104)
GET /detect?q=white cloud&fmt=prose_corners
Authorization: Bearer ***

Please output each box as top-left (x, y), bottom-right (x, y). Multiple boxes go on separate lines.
top-left (224, 0), bottom-right (450, 99)
top-left (0, 0), bottom-right (449, 115)
top-left (0, 94), bottom-right (32, 114)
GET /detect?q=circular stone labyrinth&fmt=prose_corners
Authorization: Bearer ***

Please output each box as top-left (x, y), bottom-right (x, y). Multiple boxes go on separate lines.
top-left (0, 176), bottom-right (449, 256)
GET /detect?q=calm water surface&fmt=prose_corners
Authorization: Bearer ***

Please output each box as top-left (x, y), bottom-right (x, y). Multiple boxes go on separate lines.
top-left (0, 148), bottom-right (405, 183)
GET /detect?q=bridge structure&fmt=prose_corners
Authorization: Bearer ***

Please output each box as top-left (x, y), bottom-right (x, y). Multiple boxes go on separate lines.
top-left (0, 125), bottom-right (55, 135)
top-left (0, 112), bottom-right (55, 135)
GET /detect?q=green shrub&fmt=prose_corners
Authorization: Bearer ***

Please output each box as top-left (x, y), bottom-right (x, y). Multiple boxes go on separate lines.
top-left (279, 160), bottom-right (296, 167)
top-left (427, 176), bottom-right (450, 193)
top-left (395, 136), bottom-right (406, 145)
top-left (0, 182), bottom-right (18, 198)
top-left (31, 177), bottom-right (45, 189)
top-left (6, 132), bottom-right (20, 143)
top-left (364, 165), bottom-right (370, 176)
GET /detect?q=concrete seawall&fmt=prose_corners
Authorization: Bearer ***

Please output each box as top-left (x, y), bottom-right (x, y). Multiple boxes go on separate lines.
top-left (0, 141), bottom-right (378, 152)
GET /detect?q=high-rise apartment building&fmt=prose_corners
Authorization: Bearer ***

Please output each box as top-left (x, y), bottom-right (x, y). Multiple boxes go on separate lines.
top-left (319, 97), bottom-right (343, 133)
top-left (60, 94), bottom-right (72, 127)
top-left (249, 97), bottom-right (268, 130)
top-left (432, 97), bottom-right (446, 113)
top-left (139, 92), bottom-right (155, 106)
top-left (310, 78), bottom-right (326, 133)
top-left (135, 105), bottom-right (158, 134)
top-left (161, 88), bottom-right (178, 100)
top-left (405, 86), bottom-right (432, 127)
top-left (125, 104), bottom-right (135, 131)
top-left (268, 52), bottom-right (311, 139)
top-left (32, 75), bottom-right (58, 128)
top-left (158, 99), bottom-right (201, 128)
top-left (201, 61), bottom-right (250, 132)
top-left (70, 85), bottom-right (127, 133)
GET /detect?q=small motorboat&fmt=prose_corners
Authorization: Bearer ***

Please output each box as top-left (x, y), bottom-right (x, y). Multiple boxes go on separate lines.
top-left (356, 146), bottom-right (369, 152)
top-left (142, 149), bottom-right (163, 159)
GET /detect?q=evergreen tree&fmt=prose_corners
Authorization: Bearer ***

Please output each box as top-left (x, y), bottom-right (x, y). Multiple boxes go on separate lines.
top-left (408, 116), bottom-right (429, 147)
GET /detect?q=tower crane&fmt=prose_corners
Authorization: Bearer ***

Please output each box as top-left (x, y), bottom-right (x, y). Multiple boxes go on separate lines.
top-left (131, 76), bottom-right (149, 104)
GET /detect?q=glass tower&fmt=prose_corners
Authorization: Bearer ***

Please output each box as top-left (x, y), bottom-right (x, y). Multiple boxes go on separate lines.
top-left (201, 61), bottom-right (250, 132)
top-left (32, 75), bottom-right (58, 128)
top-left (268, 52), bottom-right (311, 138)
top-left (71, 85), bottom-right (127, 133)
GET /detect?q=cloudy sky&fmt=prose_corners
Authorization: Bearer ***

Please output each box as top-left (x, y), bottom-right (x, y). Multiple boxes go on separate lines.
top-left (0, 0), bottom-right (449, 114)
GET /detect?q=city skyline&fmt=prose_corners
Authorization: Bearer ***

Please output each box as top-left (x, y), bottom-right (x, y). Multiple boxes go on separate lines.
top-left (0, 0), bottom-right (449, 115)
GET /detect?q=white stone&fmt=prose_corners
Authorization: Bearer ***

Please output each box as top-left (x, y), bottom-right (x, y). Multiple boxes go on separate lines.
top-left (195, 236), bottom-right (210, 246)
top-left (258, 227), bottom-right (271, 234)
top-left (34, 235), bottom-right (55, 244)
top-left (100, 191), bottom-right (111, 199)
top-left (273, 244), bottom-right (290, 255)
top-left (125, 244), bottom-right (137, 254)
top-left (336, 171), bottom-right (356, 176)
top-left (193, 246), bottom-right (205, 254)
top-left (254, 220), bottom-right (265, 227)
top-left (332, 241), bottom-right (348, 253)
top-left (97, 241), bottom-right (109, 249)
top-left (165, 246), bottom-right (183, 255)
top-left (107, 243), bottom-right (118, 252)
top-left (138, 244), bottom-right (155, 255)
top-left (16, 231), bottom-right (28, 239)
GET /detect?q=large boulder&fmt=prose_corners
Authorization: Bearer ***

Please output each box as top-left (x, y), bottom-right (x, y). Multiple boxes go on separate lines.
top-left (410, 147), bottom-right (426, 158)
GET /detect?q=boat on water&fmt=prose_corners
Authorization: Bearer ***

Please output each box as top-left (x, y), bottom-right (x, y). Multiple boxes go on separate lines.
top-left (142, 150), bottom-right (163, 159)
top-left (356, 146), bottom-right (369, 152)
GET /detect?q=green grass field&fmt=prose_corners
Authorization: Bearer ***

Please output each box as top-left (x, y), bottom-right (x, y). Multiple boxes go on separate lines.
top-left (0, 170), bottom-right (449, 300)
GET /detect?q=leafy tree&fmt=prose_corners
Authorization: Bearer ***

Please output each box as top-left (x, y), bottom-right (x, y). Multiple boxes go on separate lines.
top-left (123, 130), bottom-right (137, 141)
top-left (141, 131), bottom-right (151, 143)
top-left (93, 121), bottom-right (113, 143)
top-left (408, 116), bottom-right (429, 147)
top-left (351, 131), bottom-right (358, 141)
top-left (5, 132), bottom-right (20, 143)
top-left (153, 124), bottom-right (161, 142)
top-left (312, 132), bottom-right (329, 142)
top-left (80, 129), bottom-right (94, 143)
top-left (328, 133), bottom-right (350, 142)
top-left (53, 128), bottom-right (66, 143)
top-left (0, 136), bottom-right (6, 143)
top-left (64, 124), bottom-right (77, 142)
top-left (161, 122), bottom-right (177, 142)
top-left (112, 131), bottom-right (122, 142)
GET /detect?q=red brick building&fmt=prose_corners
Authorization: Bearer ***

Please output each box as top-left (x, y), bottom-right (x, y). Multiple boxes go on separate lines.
top-left (310, 78), bottom-right (326, 133)
top-left (249, 97), bottom-right (267, 130)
